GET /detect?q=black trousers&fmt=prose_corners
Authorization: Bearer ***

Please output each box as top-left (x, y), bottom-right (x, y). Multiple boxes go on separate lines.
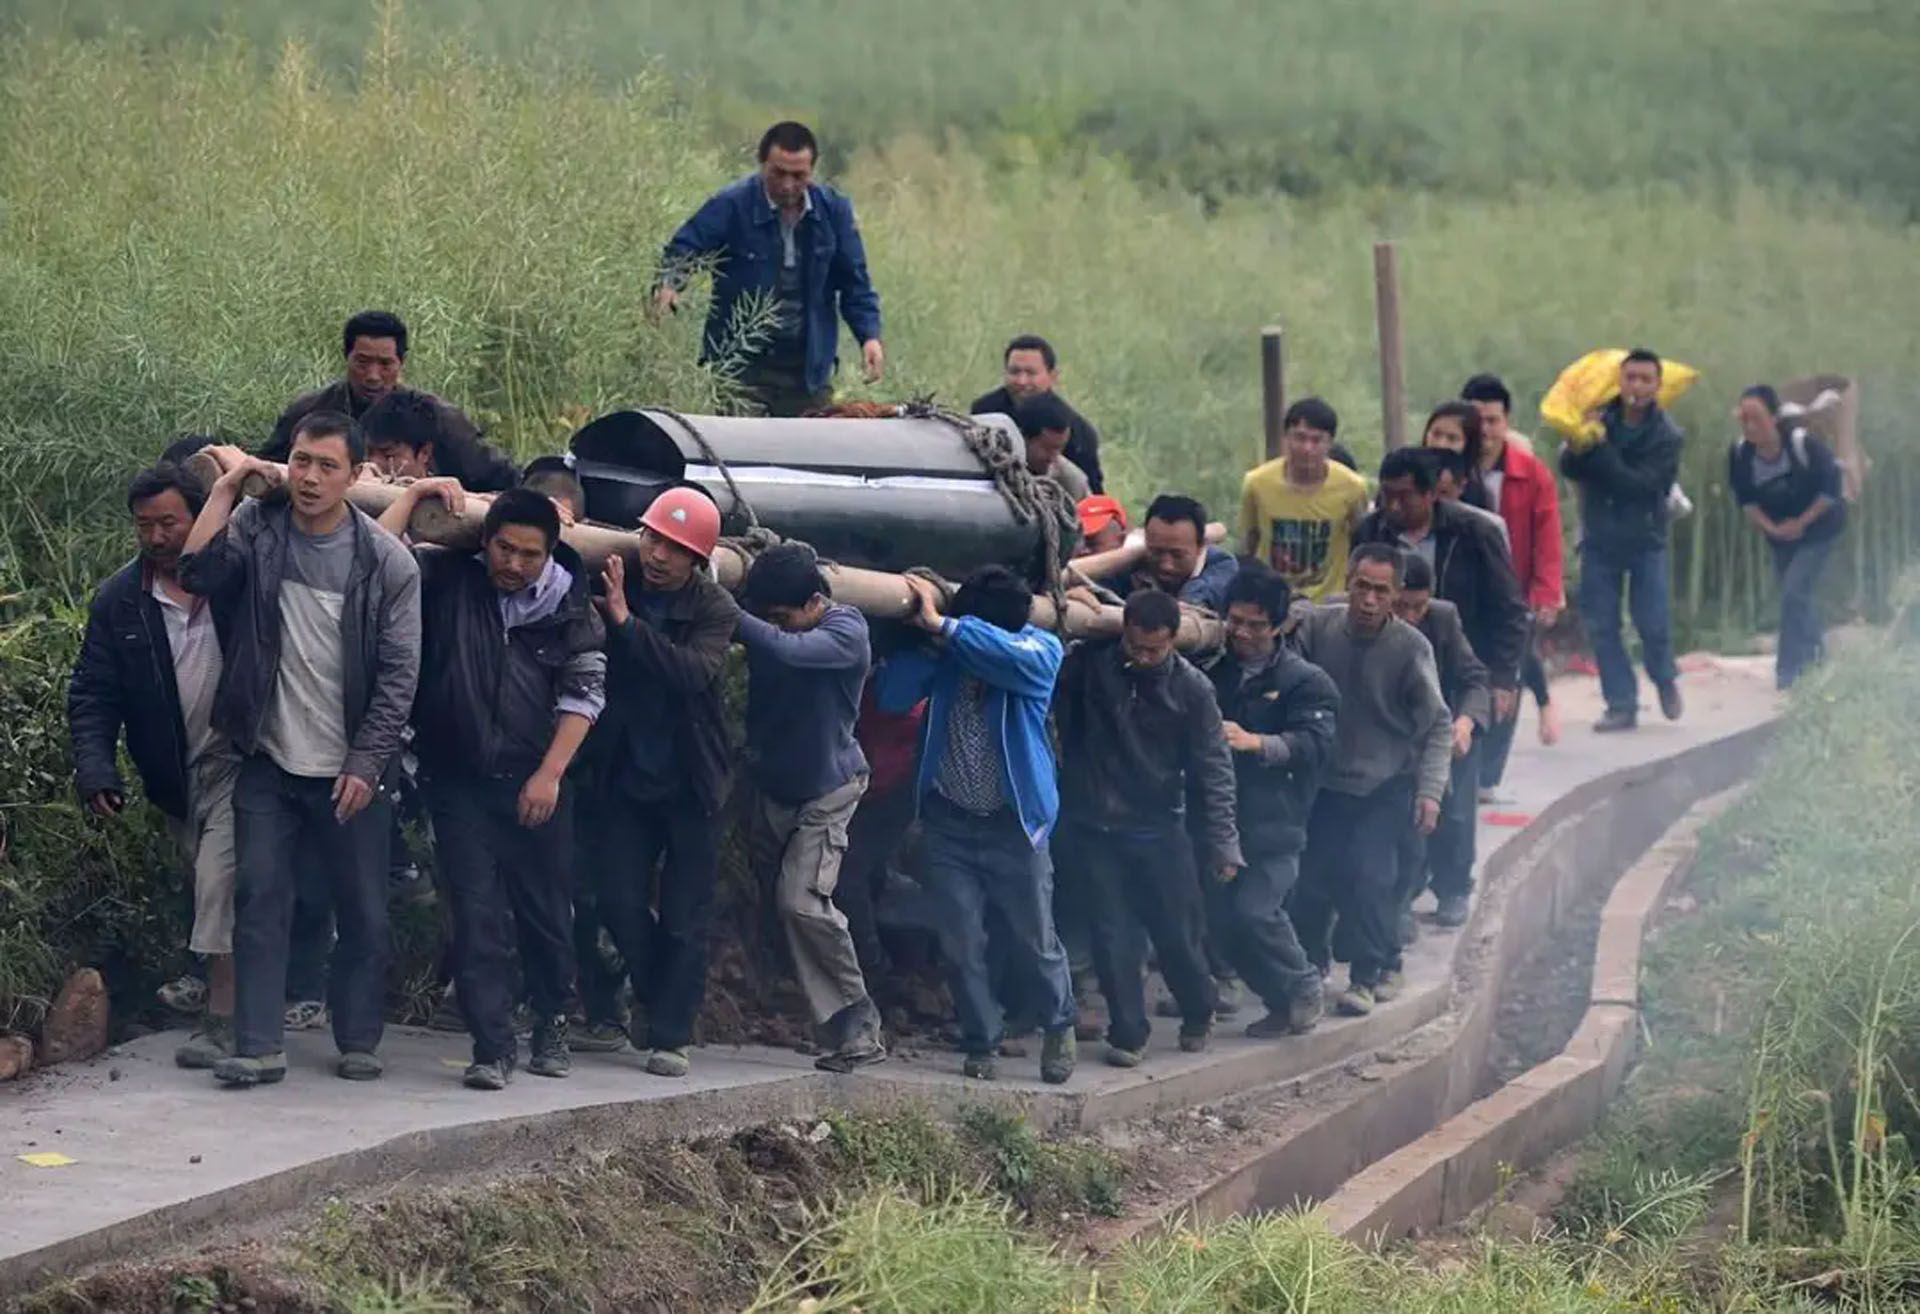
top-left (571, 789), bottom-right (624, 1026)
top-left (835, 779), bottom-right (918, 980)
top-left (595, 792), bottom-right (721, 1051)
top-left (1208, 850), bottom-right (1319, 1013)
top-left (1064, 818), bottom-right (1217, 1051)
top-left (426, 775), bottom-right (576, 1065)
top-left (1294, 776), bottom-right (1414, 987)
top-left (231, 754), bottom-right (391, 1058)
top-left (1428, 738), bottom-right (1481, 901)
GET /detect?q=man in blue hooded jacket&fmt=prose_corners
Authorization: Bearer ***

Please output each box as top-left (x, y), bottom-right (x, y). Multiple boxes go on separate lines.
top-left (655, 121), bottom-right (885, 417)
top-left (881, 568), bottom-right (1076, 1085)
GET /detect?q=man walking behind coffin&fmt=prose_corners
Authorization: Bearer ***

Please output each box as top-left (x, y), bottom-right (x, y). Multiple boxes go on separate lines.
top-left (655, 121), bottom-right (885, 417)
top-left (1209, 566), bottom-right (1340, 1039)
top-left (1560, 347), bottom-right (1686, 732)
top-left (178, 413), bottom-right (420, 1086)
top-left (585, 488), bottom-right (740, 1077)
top-left (735, 544), bottom-right (887, 1071)
top-left (1239, 397), bottom-right (1371, 601)
top-left (1055, 589), bottom-right (1242, 1068)
top-left (881, 567), bottom-right (1078, 1084)
top-left (262, 310), bottom-right (515, 491)
top-left (68, 462), bottom-right (241, 1069)
top-left (1290, 545), bottom-right (1451, 1017)
top-left (378, 483), bottom-right (606, 1090)
top-left (1390, 554), bottom-right (1490, 932)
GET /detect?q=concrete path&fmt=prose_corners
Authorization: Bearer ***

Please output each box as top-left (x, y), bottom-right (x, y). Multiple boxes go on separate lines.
top-left (0, 657), bottom-right (1780, 1287)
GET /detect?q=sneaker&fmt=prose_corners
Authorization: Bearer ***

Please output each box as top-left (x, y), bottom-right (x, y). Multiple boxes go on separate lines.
top-left (1104, 1044), bottom-right (1146, 1069)
top-left (1286, 991), bottom-right (1325, 1034)
top-left (1335, 984), bottom-right (1375, 1017)
top-left (1245, 1011), bottom-right (1293, 1040)
top-left (963, 1052), bottom-right (997, 1081)
top-left (175, 1014), bottom-right (235, 1069)
top-left (157, 974), bottom-right (208, 1014)
top-left (815, 1035), bottom-right (888, 1074)
top-left (214, 1052), bottom-right (286, 1087)
top-left (571, 1020), bottom-right (630, 1054)
top-left (1040, 1027), bottom-right (1077, 1085)
top-left (1657, 681), bottom-right (1684, 721)
top-left (528, 1016), bottom-right (571, 1078)
top-left (283, 999), bottom-right (328, 1031)
top-left (1178, 1026), bottom-right (1210, 1054)
top-left (1435, 894), bottom-right (1470, 928)
top-left (646, 1047), bottom-right (691, 1078)
top-left (1397, 907), bottom-right (1418, 947)
top-left (464, 1058), bottom-right (512, 1091)
top-left (1373, 970), bottom-right (1406, 1003)
top-left (336, 1051), bottom-right (384, 1081)
top-left (1593, 707), bottom-right (1638, 734)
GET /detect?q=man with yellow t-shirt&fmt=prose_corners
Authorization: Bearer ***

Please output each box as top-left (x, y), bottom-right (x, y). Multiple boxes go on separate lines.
top-left (1240, 398), bottom-right (1370, 600)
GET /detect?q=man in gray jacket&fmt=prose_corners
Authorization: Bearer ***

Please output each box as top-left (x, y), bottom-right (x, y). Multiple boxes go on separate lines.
top-left (179, 413), bottom-right (421, 1087)
top-left (1289, 544), bottom-right (1451, 1017)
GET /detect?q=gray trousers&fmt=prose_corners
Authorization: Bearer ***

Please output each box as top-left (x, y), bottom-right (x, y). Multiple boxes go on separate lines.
top-left (1207, 850), bottom-right (1320, 1013)
top-left (753, 773), bottom-right (872, 1026)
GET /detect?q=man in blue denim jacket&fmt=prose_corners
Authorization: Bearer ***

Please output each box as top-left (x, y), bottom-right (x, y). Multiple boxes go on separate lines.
top-left (655, 121), bottom-right (885, 417)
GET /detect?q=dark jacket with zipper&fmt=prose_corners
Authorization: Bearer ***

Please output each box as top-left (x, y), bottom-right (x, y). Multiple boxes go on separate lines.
top-left (1208, 646), bottom-right (1340, 858)
top-left (1413, 598), bottom-right (1491, 730)
top-left (1728, 423), bottom-right (1846, 545)
top-left (261, 380), bottom-right (519, 493)
top-left (581, 567), bottom-right (740, 813)
top-left (1353, 497), bottom-right (1528, 688)
top-left (410, 544), bottom-right (606, 782)
top-left (1559, 399), bottom-right (1685, 556)
top-left (177, 499), bottom-right (421, 786)
top-left (970, 384), bottom-right (1105, 493)
top-left (67, 559), bottom-right (231, 820)
top-left (1055, 639), bottom-right (1243, 871)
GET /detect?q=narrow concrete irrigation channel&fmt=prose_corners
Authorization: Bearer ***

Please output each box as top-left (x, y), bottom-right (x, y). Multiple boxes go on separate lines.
top-left (1128, 723), bottom-right (1766, 1244)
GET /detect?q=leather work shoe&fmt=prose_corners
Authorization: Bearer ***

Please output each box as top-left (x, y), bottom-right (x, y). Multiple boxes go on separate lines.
top-left (1593, 707), bottom-right (1638, 734)
top-left (1657, 681), bottom-right (1684, 721)
top-left (1040, 1027), bottom-right (1077, 1085)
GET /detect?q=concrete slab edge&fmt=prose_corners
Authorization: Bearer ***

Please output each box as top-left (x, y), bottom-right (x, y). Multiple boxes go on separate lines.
top-left (1316, 779), bottom-right (1752, 1246)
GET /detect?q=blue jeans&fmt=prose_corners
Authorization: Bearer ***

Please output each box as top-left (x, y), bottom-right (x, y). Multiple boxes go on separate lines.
top-left (1771, 536), bottom-right (1834, 689)
top-left (1578, 542), bottom-right (1677, 714)
top-left (921, 796), bottom-right (1075, 1056)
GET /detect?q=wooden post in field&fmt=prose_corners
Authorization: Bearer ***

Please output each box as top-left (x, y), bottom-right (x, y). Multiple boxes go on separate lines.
top-left (1260, 324), bottom-right (1286, 462)
top-left (1374, 241), bottom-right (1407, 451)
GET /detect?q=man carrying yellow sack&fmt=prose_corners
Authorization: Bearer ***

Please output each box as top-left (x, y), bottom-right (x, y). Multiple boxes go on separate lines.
top-left (1558, 347), bottom-right (1685, 733)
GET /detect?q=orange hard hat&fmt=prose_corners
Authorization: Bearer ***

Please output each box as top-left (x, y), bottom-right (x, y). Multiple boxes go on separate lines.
top-left (639, 486), bottom-right (721, 560)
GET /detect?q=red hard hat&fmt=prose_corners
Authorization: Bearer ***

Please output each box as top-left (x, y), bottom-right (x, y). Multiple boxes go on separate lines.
top-left (639, 486), bottom-right (721, 560)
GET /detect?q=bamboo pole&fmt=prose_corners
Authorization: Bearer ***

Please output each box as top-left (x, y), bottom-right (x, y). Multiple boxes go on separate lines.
top-left (188, 451), bottom-right (1225, 650)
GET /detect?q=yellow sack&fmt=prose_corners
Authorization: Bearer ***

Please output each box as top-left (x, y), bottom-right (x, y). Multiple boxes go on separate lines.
top-left (1540, 349), bottom-right (1699, 450)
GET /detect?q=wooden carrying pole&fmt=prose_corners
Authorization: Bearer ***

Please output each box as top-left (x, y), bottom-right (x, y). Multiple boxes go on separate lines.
top-left (1260, 325), bottom-right (1286, 462)
top-left (1374, 241), bottom-right (1407, 451)
top-left (188, 452), bottom-right (1224, 650)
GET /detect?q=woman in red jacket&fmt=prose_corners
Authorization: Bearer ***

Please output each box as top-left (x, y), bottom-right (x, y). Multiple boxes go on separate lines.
top-left (1463, 375), bottom-right (1566, 790)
